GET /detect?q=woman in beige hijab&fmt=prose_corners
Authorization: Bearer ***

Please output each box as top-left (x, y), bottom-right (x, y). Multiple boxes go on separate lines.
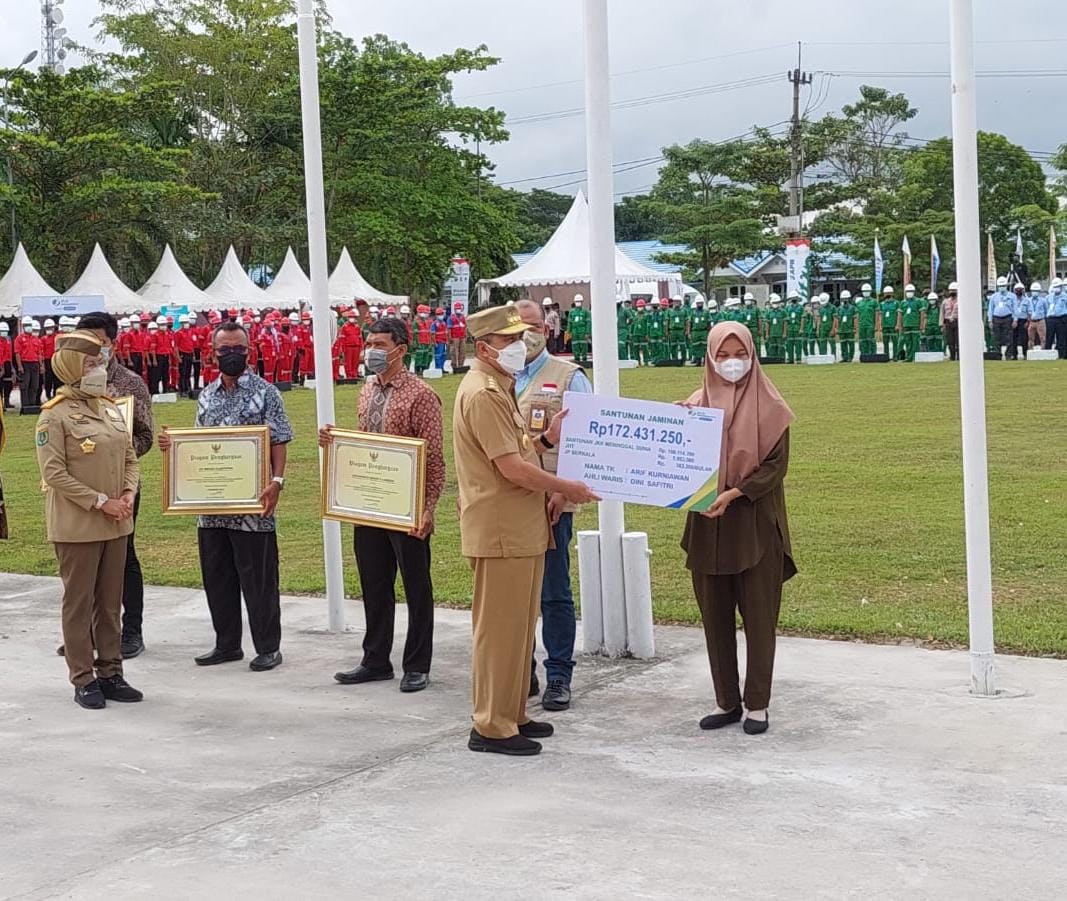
top-left (680, 321), bottom-right (795, 735)
top-left (36, 330), bottom-right (142, 710)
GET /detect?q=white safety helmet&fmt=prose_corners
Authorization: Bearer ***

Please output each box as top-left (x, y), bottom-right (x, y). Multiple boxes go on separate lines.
top-left (119, 317), bottom-right (131, 328)
top-left (1051, 278), bottom-right (1063, 289)
top-left (725, 296), bottom-right (741, 308)
top-left (156, 315), bottom-right (167, 326)
top-left (21, 314), bottom-right (33, 325)
top-left (147, 320), bottom-right (158, 331)
top-left (787, 290), bottom-right (799, 301)
top-left (0, 321), bottom-right (8, 333)
top-left (769, 292), bottom-right (782, 305)
top-left (671, 295), bottom-right (682, 303)
top-left (44, 318), bottom-right (56, 329)
top-left (860, 283), bottom-right (873, 294)
top-left (253, 314), bottom-right (261, 323)
top-left (743, 291), bottom-right (755, 302)
top-left (1030, 281), bottom-right (1042, 292)
top-left (31, 320), bottom-right (41, 331)
top-left (288, 312), bottom-right (300, 323)
top-left (819, 292), bottom-right (830, 304)
top-left (840, 290), bottom-right (852, 300)
top-left (183, 313), bottom-right (196, 323)
top-left (708, 299), bottom-right (719, 310)
top-left (996, 276), bottom-right (1008, 288)
top-left (400, 304), bottom-right (411, 315)
top-left (542, 297), bottom-right (552, 307)
top-left (948, 281), bottom-right (959, 292)
top-left (883, 286), bottom-right (895, 296)
top-left (904, 283), bottom-right (916, 295)
top-left (927, 291), bottom-right (939, 301)
top-left (573, 293), bottom-right (584, 306)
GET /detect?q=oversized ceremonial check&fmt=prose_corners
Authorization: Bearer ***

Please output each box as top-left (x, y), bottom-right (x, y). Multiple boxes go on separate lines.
top-left (162, 426), bottom-right (270, 515)
top-left (321, 429), bottom-right (426, 532)
top-left (556, 392), bottom-right (724, 512)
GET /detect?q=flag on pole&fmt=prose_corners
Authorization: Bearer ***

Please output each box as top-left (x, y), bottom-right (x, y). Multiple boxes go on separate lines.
top-left (902, 235), bottom-right (912, 287)
top-left (930, 235), bottom-right (940, 291)
top-left (874, 234), bottom-right (884, 293)
top-left (1050, 225), bottom-right (1058, 286)
top-left (986, 230), bottom-right (997, 290)
top-left (1015, 229), bottom-right (1024, 263)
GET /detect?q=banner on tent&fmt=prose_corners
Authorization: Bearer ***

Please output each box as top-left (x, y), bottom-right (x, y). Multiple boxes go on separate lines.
top-left (784, 239), bottom-right (811, 300)
top-left (161, 305), bottom-right (190, 318)
top-left (443, 258), bottom-right (470, 314)
top-left (22, 295), bottom-right (105, 317)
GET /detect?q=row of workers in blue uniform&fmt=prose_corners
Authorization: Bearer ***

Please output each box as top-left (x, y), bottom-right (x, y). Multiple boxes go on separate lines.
top-left (986, 278), bottom-right (1067, 320)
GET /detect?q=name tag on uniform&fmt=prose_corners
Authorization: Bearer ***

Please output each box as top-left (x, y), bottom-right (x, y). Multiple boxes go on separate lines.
top-left (529, 406), bottom-right (547, 431)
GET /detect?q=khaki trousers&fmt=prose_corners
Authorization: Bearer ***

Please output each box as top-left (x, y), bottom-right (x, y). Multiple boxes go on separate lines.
top-left (469, 555), bottom-right (544, 739)
top-left (1028, 320), bottom-right (1046, 349)
top-left (450, 338), bottom-right (466, 369)
top-left (691, 533), bottom-right (785, 711)
top-left (56, 538), bottom-right (127, 687)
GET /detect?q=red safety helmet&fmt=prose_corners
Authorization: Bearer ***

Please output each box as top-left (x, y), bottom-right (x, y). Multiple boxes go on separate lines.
top-left (453, 302), bottom-right (463, 311)
top-left (435, 307), bottom-right (444, 315)
top-left (228, 307), bottom-right (238, 318)
top-left (300, 310), bottom-right (311, 321)
top-left (659, 298), bottom-right (669, 307)
top-left (635, 299), bottom-right (646, 309)
top-left (208, 311), bottom-right (222, 324)
top-left (417, 304), bottom-right (431, 314)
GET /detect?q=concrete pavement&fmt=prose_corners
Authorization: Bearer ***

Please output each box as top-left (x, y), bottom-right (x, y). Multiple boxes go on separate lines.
top-left (1, 571), bottom-right (1065, 900)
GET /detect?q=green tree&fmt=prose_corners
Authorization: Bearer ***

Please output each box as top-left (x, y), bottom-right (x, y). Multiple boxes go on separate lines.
top-left (0, 66), bottom-right (212, 288)
top-left (614, 194), bottom-right (669, 242)
top-left (648, 140), bottom-right (766, 299)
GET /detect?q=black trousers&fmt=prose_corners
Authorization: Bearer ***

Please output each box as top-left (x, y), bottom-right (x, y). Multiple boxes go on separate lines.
top-left (992, 316), bottom-right (1013, 358)
top-left (178, 352), bottom-right (194, 395)
top-left (1, 361), bottom-right (12, 408)
top-left (121, 490), bottom-right (144, 637)
top-left (19, 361), bottom-right (40, 408)
top-left (197, 528), bottom-right (282, 655)
top-left (192, 356), bottom-right (202, 391)
top-left (354, 526), bottom-right (434, 674)
top-left (1012, 320), bottom-right (1029, 359)
top-left (43, 359), bottom-right (57, 399)
top-left (129, 352), bottom-right (144, 381)
top-left (944, 320), bottom-right (959, 361)
top-left (1046, 316), bottom-right (1067, 358)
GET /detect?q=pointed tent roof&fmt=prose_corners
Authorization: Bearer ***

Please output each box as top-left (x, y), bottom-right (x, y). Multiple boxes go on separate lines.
top-left (263, 247), bottom-right (313, 307)
top-left (0, 243), bottom-right (58, 315)
top-left (479, 190), bottom-right (679, 288)
top-left (137, 245), bottom-right (213, 312)
top-left (203, 246), bottom-right (268, 311)
top-left (328, 247), bottom-right (408, 305)
top-left (64, 244), bottom-right (148, 314)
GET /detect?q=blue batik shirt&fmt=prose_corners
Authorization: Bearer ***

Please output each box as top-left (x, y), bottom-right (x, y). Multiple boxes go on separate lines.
top-left (988, 291), bottom-right (1015, 320)
top-left (1051, 290), bottom-right (1067, 317)
top-left (1028, 294), bottom-right (1048, 320)
top-left (195, 370), bottom-right (294, 532)
top-left (1012, 295), bottom-right (1030, 320)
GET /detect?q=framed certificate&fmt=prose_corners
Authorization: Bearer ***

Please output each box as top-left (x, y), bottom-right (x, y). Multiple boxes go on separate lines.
top-left (162, 426), bottom-right (271, 515)
top-left (321, 429), bottom-right (426, 532)
top-left (113, 396), bottom-right (134, 440)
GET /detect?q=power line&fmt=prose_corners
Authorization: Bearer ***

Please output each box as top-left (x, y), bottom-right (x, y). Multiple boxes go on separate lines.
top-left (823, 68), bottom-right (1067, 80)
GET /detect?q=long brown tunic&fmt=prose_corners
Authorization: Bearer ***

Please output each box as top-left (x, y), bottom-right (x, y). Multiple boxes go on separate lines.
top-left (681, 430), bottom-right (797, 579)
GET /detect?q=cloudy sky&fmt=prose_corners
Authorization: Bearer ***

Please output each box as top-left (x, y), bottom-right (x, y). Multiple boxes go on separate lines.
top-left (6, 0), bottom-right (1065, 196)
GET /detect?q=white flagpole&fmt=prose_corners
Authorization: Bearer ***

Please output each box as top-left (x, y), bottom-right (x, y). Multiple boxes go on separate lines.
top-left (296, 0), bottom-right (346, 631)
top-left (948, 0), bottom-right (996, 696)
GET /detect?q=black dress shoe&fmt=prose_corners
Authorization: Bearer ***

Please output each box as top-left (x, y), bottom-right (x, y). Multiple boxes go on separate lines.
top-left (542, 680), bottom-right (571, 711)
top-left (74, 680), bottom-right (106, 710)
top-left (468, 729), bottom-right (541, 756)
top-left (194, 648), bottom-right (244, 666)
top-left (528, 671), bottom-right (540, 698)
top-left (121, 634), bottom-right (145, 659)
top-left (518, 720), bottom-right (554, 739)
top-left (399, 672), bottom-right (429, 693)
top-left (699, 707), bottom-right (743, 730)
top-left (249, 651), bottom-right (283, 671)
top-left (334, 664), bottom-right (394, 685)
top-left (56, 644), bottom-right (65, 657)
top-left (98, 674), bottom-right (144, 702)
top-left (743, 714), bottom-right (769, 735)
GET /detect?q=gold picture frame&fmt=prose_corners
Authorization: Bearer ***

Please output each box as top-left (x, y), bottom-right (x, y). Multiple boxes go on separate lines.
top-left (321, 428), bottom-right (427, 532)
top-left (162, 426), bottom-right (270, 516)
top-left (113, 396), bottom-right (135, 441)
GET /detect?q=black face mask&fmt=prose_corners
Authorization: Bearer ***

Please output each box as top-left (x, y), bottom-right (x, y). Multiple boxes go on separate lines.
top-left (217, 347), bottom-right (248, 376)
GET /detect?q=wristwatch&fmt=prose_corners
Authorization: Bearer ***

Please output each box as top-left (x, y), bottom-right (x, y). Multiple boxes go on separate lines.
top-left (539, 435), bottom-right (555, 450)
top-left (271, 476), bottom-right (285, 489)
top-left (94, 492), bottom-right (108, 509)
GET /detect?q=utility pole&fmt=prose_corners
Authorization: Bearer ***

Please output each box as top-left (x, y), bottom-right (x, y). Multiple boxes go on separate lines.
top-left (787, 42), bottom-right (812, 236)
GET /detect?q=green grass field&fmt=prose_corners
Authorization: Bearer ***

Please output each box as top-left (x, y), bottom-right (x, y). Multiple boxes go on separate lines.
top-left (3, 361), bottom-right (1066, 655)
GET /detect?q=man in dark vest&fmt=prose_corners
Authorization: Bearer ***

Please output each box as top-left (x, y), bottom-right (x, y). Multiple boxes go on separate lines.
top-left (512, 299), bottom-right (593, 712)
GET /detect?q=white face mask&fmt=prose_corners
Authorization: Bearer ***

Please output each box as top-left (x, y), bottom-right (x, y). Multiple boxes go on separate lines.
top-left (81, 365), bottom-right (108, 396)
top-left (713, 357), bottom-right (752, 384)
top-left (491, 338), bottom-right (528, 375)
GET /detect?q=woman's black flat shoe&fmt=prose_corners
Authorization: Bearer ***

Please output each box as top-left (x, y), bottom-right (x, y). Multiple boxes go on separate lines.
top-left (699, 707), bottom-right (742, 730)
top-left (743, 714), bottom-right (769, 735)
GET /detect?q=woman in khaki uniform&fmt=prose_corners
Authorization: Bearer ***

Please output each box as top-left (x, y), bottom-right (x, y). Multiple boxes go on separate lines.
top-left (35, 330), bottom-right (142, 710)
top-left (680, 322), bottom-right (795, 735)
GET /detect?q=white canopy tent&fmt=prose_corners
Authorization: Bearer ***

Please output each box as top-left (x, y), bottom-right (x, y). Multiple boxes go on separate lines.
top-left (0, 243), bottom-right (59, 316)
top-left (137, 244), bottom-right (213, 312)
top-left (328, 246), bottom-right (408, 306)
top-left (203, 245), bottom-right (268, 311)
top-left (64, 244), bottom-right (150, 314)
top-left (263, 246), bottom-right (313, 308)
top-left (476, 190), bottom-right (683, 306)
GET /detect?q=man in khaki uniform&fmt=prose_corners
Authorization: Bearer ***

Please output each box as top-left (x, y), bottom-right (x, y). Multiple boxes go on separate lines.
top-left (454, 305), bottom-right (598, 756)
top-left (36, 331), bottom-right (142, 709)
